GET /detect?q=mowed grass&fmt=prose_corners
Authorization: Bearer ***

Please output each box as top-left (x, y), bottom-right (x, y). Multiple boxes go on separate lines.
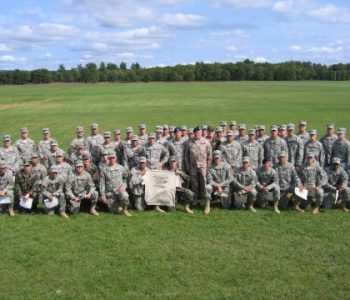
top-left (0, 81), bottom-right (350, 299)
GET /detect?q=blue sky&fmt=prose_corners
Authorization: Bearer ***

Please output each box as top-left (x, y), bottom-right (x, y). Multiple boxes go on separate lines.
top-left (0, 0), bottom-right (349, 70)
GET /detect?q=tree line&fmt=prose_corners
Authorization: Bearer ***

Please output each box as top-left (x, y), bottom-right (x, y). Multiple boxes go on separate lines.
top-left (0, 60), bottom-right (349, 84)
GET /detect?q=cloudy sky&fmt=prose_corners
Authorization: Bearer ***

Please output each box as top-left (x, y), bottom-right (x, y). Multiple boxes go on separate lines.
top-left (0, 0), bottom-right (349, 70)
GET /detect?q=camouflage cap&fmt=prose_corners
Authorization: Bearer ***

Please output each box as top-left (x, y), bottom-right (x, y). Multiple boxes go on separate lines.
top-left (91, 123), bottom-right (98, 129)
top-left (103, 131), bottom-right (111, 138)
top-left (114, 129), bottom-right (121, 135)
top-left (258, 125), bottom-right (266, 130)
top-left (193, 127), bottom-right (201, 132)
top-left (20, 127), bottom-right (28, 133)
top-left (309, 129), bottom-right (317, 135)
top-left (76, 126), bottom-right (84, 132)
top-left (201, 125), bottom-right (208, 130)
top-left (55, 150), bottom-right (64, 157)
top-left (50, 165), bottom-right (59, 173)
top-left (148, 133), bottom-right (156, 139)
top-left (163, 125), bottom-right (169, 130)
top-left (326, 123), bottom-right (334, 129)
top-left (0, 162), bottom-right (7, 169)
top-left (31, 152), bottom-right (39, 158)
top-left (169, 156), bottom-right (177, 162)
top-left (278, 151), bottom-right (286, 157)
top-left (230, 120), bottom-right (237, 126)
top-left (139, 156), bottom-right (147, 163)
top-left (299, 120), bottom-right (307, 126)
top-left (82, 151), bottom-right (91, 159)
top-left (307, 152), bottom-right (315, 158)
top-left (248, 129), bottom-right (255, 135)
top-left (108, 151), bottom-right (116, 158)
top-left (155, 125), bottom-right (163, 131)
top-left (75, 160), bottom-right (84, 167)
top-left (270, 125), bottom-right (278, 131)
top-left (125, 127), bottom-right (133, 133)
top-left (3, 134), bottom-right (11, 141)
top-left (287, 123), bottom-right (295, 130)
top-left (131, 134), bottom-right (139, 141)
top-left (242, 156), bottom-right (250, 163)
top-left (215, 126), bottom-right (222, 132)
top-left (76, 142), bottom-right (85, 149)
top-left (42, 128), bottom-right (50, 133)
top-left (213, 150), bottom-right (222, 158)
top-left (139, 124), bottom-right (146, 129)
top-left (207, 125), bottom-right (215, 131)
top-left (226, 130), bottom-right (234, 136)
top-left (220, 121), bottom-right (227, 126)
top-left (23, 160), bottom-right (31, 166)
top-left (169, 126), bottom-right (176, 131)
top-left (188, 128), bottom-right (194, 134)
top-left (102, 149), bottom-right (109, 155)
top-left (50, 140), bottom-right (58, 146)
top-left (332, 157), bottom-right (341, 164)
top-left (279, 124), bottom-right (287, 130)
top-left (180, 126), bottom-right (187, 131)
top-left (238, 124), bottom-right (246, 130)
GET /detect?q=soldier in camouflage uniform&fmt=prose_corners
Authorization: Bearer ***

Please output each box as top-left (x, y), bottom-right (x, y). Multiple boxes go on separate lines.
top-left (322, 157), bottom-right (350, 211)
top-left (38, 128), bottom-right (53, 161)
top-left (285, 124), bottom-right (304, 172)
top-left (53, 150), bottom-right (72, 181)
top-left (166, 128), bottom-right (185, 170)
top-left (138, 124), bottom-right (148, 146)
top-left (256, 125), bottom-right (269, 147)
top-left (68, 142), bottom-right (86, 166)
top-left (125, 135), bottom-right (146, 170)
top-left (123, 127), bottom-right (133, 149)
top-left (156, 126), bottom-right (167, 145)
top-left (41, 165), bottom-right (68, 218)
top-left (162, 125), bottom-right (170, 140)
top-left (201, 125), bottom-right (208, 138)
top-left (168, 126), bottom-right (176, 141)
top-left (82, 152), bottom-right (100, 189)
top-left (232, 156), bottom-right (258, 213)
top-left (263, 125), bottom-right (288, 166)
top-left (128, 156), bottom-right (148, 211)
top-left (331, 128), bottom-right (350, 170)
top-left (220, 121), bottom-right (227, 134)
top-left (299, 153), bottom-right (327, 214)
top-left (143, 133), bottom-right (169, 170)
top-left (99, 152), bottom-right (131, 217)
top-left (303, 130), bottom-right (325, 167)
top-left (31, 152), bottom-right (47, 206)
top-left (180, 126), bottom-right (188, 141)
top-left (235, 124), bottom-right (248, 146)
top-left (0, 163), bottom-right (15, 216)
top-left (255, 158), bottom-right (281, 213)
top-left (222, 130), bottom-right (242, 171)
top-left (278, 125), bottom-right (287, 139)
top-left (185, 127), bottom-right (212, 214)
top-left (112, 129), bottom-right (127, 168)
top-left (15, 160), bottom-right (38, 213)
top-left (66, 160), bottom-right (99, 216)
top-left (297, 120), bottom-right (309, 145)
top-left (44, 140), bottom-right (67, 169)
top-left (69, 126), bottom-right (86, 155)
top-left (0, 134), bottom-right (20, 174)
top-left (86, 123), bottom-right (104, 164)
top-left (243, 129), bottom-right (263, 170)
top-left (228, 121), bottom-right (239, 137)
top-left (98, 149), bottom-right (110, 174)
top-left (320, 123), bottom-right (337, 168)
top-left (206, 150), bottom-right (233, 210)
top-left (100, 131), bottom-right (116, 155)
top-left (274, 151), bottom-right (303, 210)
top-left (14, 127), bottom-right (36, 165)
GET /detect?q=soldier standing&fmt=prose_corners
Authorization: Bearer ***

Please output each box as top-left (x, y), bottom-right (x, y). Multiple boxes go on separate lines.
top-left (263, 125), bottom-right (288, 166)
top-left (243, 129), bottom-right (264, 170)
top-left (297, 120), bottom-right (309, 145)
top-left (221, 130), bottom-right (242, 172)
top-left (331, 128), bottom-right (350, 170)
top-left (128, 157), bottom-right (148, 211)
top-left (0, 135), bottom-right (20, 174)
top-left (0, 163), bottom-right (15, 216)
top-left (303, 130), bottom-right (325, 167)
top-left (86, 123), bottom-right (104, 164)
top-left (14, 127), bottom-right (36, 164)
top-left (285, 124), bottom-right (304, 172)
top-left (69, 126), bottom-right (86, 155)
top-left (320, 123), bottom-right (337, 167)
top-left (143, 133), bottom-right (169, 170)
top-left (38, 128), bottom-right (53, 161)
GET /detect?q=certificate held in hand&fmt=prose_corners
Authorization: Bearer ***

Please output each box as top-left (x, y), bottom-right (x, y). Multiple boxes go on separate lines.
top-left (19, 197), bottom-right (33, 209)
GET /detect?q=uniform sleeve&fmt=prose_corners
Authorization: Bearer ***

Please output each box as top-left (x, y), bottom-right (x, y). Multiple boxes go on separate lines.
top-left (221, 166), bottom-right (233, 188)
top-left (160, 145), bottom-right (169, 165)
top-left (99, 169), bottom-right (106, 198)
top-left (41, 177), bottom-right (52, 199)
top-left (87, 173), bottom-right (96, 194)
top-left (65, 175), bottom-right (75, 199)
top-left (267, 169), bottom-right (279, 190)
top-left (296, 139), bottom-right (304, 167)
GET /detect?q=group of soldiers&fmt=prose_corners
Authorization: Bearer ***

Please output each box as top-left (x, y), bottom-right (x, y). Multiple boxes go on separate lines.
top-left (0, 120), bottom-right (349, 219)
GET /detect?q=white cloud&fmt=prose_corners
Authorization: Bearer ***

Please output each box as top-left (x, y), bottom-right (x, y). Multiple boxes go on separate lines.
top-left (0, 55), bottom-right (26, 62)
top-left (213, 0), bottom-right (273, 9)
top-left (306, 46), bottom-right (344, 54)
top-left (0, 43), bottom-right (11, 51)
top-left (225, 45), bottom-right (237, 51)
top-left (160, 13), bottom-right (205, 28)
top-left (45, 52), bottom-right (52, 57)
top-left (309, 4), bottom-right (350, 23)
top-left (289, 45), bottom-right (302, 51)
top-left (253, 56), bottom-right (268, 63)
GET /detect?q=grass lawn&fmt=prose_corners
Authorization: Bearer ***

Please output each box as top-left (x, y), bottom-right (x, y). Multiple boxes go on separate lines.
top-left (0, 81), bottom-right (350, 299)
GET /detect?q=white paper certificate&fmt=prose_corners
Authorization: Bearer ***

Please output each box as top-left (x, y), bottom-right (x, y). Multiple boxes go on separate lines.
top-left (294, 187), bottom-right (308, 201)
top-left (19, 197), bottom-right (33, 209)
top-left (44, 197), bottom-right (59, 209)
top-left (0, 196), bottom-right (11, 205)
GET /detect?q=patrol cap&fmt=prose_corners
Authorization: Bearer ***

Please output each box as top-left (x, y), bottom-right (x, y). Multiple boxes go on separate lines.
top-left (148, 133), bottom-right (156, 139)
top-left (114, 129), bottom-right (121, 135)
top-left (287, 123), bottom-right (295, 131)
top-left (42, 128), bottom-right (50, 133)
top-left (82, 152), bottom-right (91, 159)
top-left (248, 129), bottom-right (255, 135)
top-left (76, 126), bottom-right (84, 132)
top-left (108, 151), bottom-right (116, 158)
top-left (254, 125), bottom-right (259, 130)
top-left (201, 125), bottom-right (208, 130)
top-left (125, 127), bottom-right (133, 133)
top-left (3, 134), bottom-right (11, 141)
top-left (50, 166), bottom-right (59, 173)
top-left (31, 152), bottom-right (39, 158)
top-left (188, 128), bottom-right (194, 134)
top-left (220, 121), bottom-right (227, 126)
top-left (279, 125), bottom-right (287, 130)
top-left (91, 123), bottom-right (98, 129)
top-left (23, 160), bottom-right (31, 166)
top-left (139, 124), bottom-right (146, 129)
top-left (230, 121), bottom-right (237, 126)
top-left (131, 135), bottom-right (139, 141)
top-left (332, 157), bottom-right (341, 164)
top-left (207, 125), bottom-right (215, 131)
top-left (75, 160), bottom-right (84, 167)
top-left (20, 127), bottom-right (28, 133)
top-left (102, 149), bottom-right (109, 155)
top-left (299, 120), bottom-right (307, 126)
top-left (213, 150), bottom-right (222, 158)
top-left (327, 123), bottom-right (334, 129)
top-left (270, 125), bottom-right (278, 131)
top-left (238, 124), bottom-right (246, 130)
top-left (215, 126), bottom-right (222, 133)
top-left (103, 131), bottom-right (111, 138)
top-left (139, 156), bottom-right (147, 163)
top-left (309, 129), bottom-right (317, 135)
top-left (163, 125), bottom-right (169, 130)
top-left (262, 158), bottom-right (271, 164)
top-left (155, 125), bottom-right (163, 132)
top-left (156, 128), bottom-right (163, 133)
top-left (50, 140), bottom-right (58, 146)
top-left (169, 126), bottom-right (175, 132)
top-left (0, 162), bottom-right (7, 169)
top-left (55, 150), bottom-right (64, 157)
top-left (169, 156), bottom-right (177, 162)
top-left (226, 130), bottom-right (234, 136)
top-left (258, 125), bottom-right (266, 130)
top-left (193, 127), bottom-right (201, 133)
top-left (278, 151), bottom-right (286, 157)
top-left (242, 156), bottom-right (250, 163)
top-left (174, 127), bottom-right (180, 133)
top-left (180, 126), bottom-right (187, 131)
top-left (307, 152), bottom-right (315, 158)
top-left (338, 127), bottom-right (346, 134)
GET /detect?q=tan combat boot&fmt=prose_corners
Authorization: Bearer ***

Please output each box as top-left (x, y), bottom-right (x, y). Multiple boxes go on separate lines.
top-left (273, 200), bottom-right (280, 214)
top-left (248, 204), bottom-right (257, 213)
top-left (184, 204), bottom-right (193, 214)
top-left (204, 199), bottom-right (210, 215)
top-left (59, 211), bottom-right (69, 219)
top-left (8, 207), bottom-right (15, 217)
top-left (340, 202), bottom-right (349, 212)
top-left (293, 204), bottom-right (305, 213)
top-left (90, 205), bottom-right (99, 216)
top-left (312, 206), bottom-right (320, 215)
top-left (123, 208), bottom-right (132, 217)
top-left (155, 205), bottom-right (166, 213)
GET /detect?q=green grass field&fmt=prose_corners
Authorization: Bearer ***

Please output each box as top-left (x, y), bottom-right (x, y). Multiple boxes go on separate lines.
top-left (0, 81), bottom-right (350, 299)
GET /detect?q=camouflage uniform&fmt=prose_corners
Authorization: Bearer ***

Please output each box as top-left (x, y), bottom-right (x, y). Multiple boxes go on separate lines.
top-left (54, 162), bottom-right (73, 180)
top-left (86, 134), bottom-right (104, 164)
top-left (100, 163), bottom-right (129, 213)
top-left (304, 140), bottom-right (325, 167)
top-left (320, 134), bottom-right (337, 167)
top-left (235, 135), bottom-right (248, 147)
top-left (0, 170), bottom-right (15, 206)
top-left (31, 162), bottom-right (48, 204)
top-left (166, 138), bottom-right (186, 170)
top-left (298, 132), bottom-right (310, 145)
top-left (0, 146), bottom-right (20, 173)
top-left (38, 139), bottom-right (52, 160)
top-left (222, 140), bottom-right (242, 170)
top-left (15, 169), bottom-right (38, 210)
top-left (232, 166), bottom-right (257, 207)
top-left (45, 148), bottom-right (67, 168)
top-left (41, 174), bottom-right (65, 213)
top-left (243, 141), bottom-right (263, 170)
top-left (143, 143), bottom-right (169, 170)
top-left (125, 146), bottom-right (146, 170)
top-left (69, 137), bottom-right (87, 155)
top-left (255, 166), bottom-right (280, 205)
top-left (263, 137), bottom-right (288, 166)
top-left (285, 135), bottom-right (304, 167)
top-left (331, 139), bottom-right (350, 170)
top-left (14, 138), bottom-right (36, 164)
top-left (128, 167), bottom-right (147, 211)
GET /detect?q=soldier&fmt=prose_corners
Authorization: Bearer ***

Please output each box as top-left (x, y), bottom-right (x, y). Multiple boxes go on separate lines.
top-left (112, 129), bottom-right (127, 167)
top-left (123, 127), bottom-right (133, 149)
top-left (331, 128), bottom-right (350, 170)
top-left (299, 153), bottom-right (327, 214)
top-left (256, 125), bottom-right (269, 147)
top-left (66, 160), bottom-right (99, 216)
top-left (188, 128), bottom-right (194, 139)
top-left (68, 142), bottom-right (86, 166)
top-left (180, 126), bottom-right (188, 141)
top-left (41, 165), bottom-right (68, 219)
top-left (138, 124), bottom-right (148, 145)
top-left (82, 152), bottom-right (100, 188)
top-left (38, 128), bottom-right (53, 161)
top-left (285, 123), bottom-right (304, 172)
top-left (0, 134), bottom-right (20, 174)
top-left (206, 125), bottom-right (216, 150)
top-left (0, 163), bottom-right (15, 216)
top-left (185, 127), bottom-right (212, 214)
top-left (166, 128), bottom-right (185, 170)
top-left (31, 152), bottom-right (47, 206)
top-left (163, 125), bottom-right (170, 139)
top-left (125, 135), bottom-right (146, 170)
top-left (69, 126), bottom-right (86, 155)
top-left (256, 158), bottom-right (281, 213)
top-left (263, 125), bottom-right (288, 166)
top-left (235, 124), bottom-right (248, 146)
top-left (129, 156), bottom-right (148, 211)
top-left (323, 157), bottom-right (349, 211)
top-left (297, 120), bottom-right (309, 145)
top-left (215, 126), bottom-right (226, 143)
top-left (45, 140), bottom-right (66, 168)
top-left (222, 130), bottom-right (242, 171)
top-left (15, 160), bottom-right (38, 213)
top-left (232, 156), bottom-right (258, 213)
top-left (86, 123), bottom-right (104, 164)
top-left (243, 129), bottom-right (264, 170)
top-left (303, 130), bottom-right (325, 167)
top-left (53, 150), bottom-right (72, 181)
top-left (99, 152), bottom-right (131, 217)
top-left (274, 151), bottom-right (303, 211)
top-left (14, 127), bottom-right (36, 164)
top-left (278, 125), bottom-right (287, 139)
top-left (228, 121), bottom-right (239, 137)
top-left (219, 121), bottom-right (227, 134)
top-left (206, 150), bottom-right (233, 210)
top-left (143, 133), bottom-right (169, 170)
top-left (168, 156), bottom-right (194, 214)
top-left (201, 125), bottom-right (208, 138)
top-left (320, 123), bottom-right (337, 167)
top-left (155, 126), bottom-right (167, 145)
top-left (168, 126), bottom-right (176, 141)
top-left (98, 149), bottom-right (110, 174)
